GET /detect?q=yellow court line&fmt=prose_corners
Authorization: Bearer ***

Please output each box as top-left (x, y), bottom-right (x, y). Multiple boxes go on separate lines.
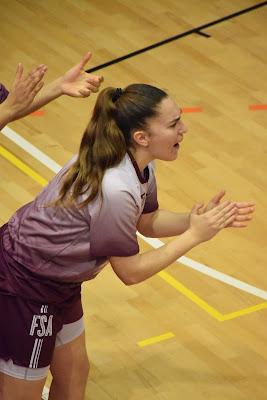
top-left (1, 146), bottom-right (266, 323)
top-left (138, 332), bottom-right (175, 347)
top-left (0, 145), bottom-right (48, 187)
top-left (222, 302), bottom-right (267, 321)
top-left (158, 270), bottom-right (224, 321)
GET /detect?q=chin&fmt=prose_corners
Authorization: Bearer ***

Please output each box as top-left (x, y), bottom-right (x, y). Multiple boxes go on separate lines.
top-left (157, 154), bottom-right (178, 162)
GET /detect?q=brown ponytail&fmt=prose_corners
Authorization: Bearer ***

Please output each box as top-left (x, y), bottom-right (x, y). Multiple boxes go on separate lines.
top-left (55, 84), bottom-right (167, 208)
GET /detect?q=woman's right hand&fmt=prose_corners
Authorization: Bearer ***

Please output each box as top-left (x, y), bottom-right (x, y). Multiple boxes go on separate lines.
top-left (188, 201), bottom-right (237, 243)
top-left (5, 63), bottom-right (47, 119)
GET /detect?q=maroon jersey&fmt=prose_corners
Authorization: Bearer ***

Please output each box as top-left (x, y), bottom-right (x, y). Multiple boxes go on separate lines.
top-left (2, 153), bottom-right (158, 285)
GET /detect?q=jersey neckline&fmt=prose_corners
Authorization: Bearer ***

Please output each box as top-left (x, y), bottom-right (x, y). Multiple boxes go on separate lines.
top-left (127, 151), bottom-right (149, 184)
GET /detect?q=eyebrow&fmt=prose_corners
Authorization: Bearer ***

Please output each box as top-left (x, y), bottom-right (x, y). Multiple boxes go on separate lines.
top-left (169, 108), bottom-right (183, 124)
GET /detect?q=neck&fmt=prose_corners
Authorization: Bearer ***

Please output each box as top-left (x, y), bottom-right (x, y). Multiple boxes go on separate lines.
top-left (129, 147), bottom-right (152, 171)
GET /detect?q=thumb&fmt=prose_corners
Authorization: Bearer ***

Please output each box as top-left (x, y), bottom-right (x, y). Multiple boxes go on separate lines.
top-left (78, 52), bottom-right (92, 70)
top-left (191, 202), bottom-right (204, 215)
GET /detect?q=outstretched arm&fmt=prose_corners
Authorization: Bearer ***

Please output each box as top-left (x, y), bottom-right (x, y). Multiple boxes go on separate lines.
top-left (137, 190), bottom-right (255, 238)
top-left (12, 52), bottom-right (103, 119)
top-left (111, 201), bottom-right (239, 285)
top-left (137, 209), bottom-right (190, 237)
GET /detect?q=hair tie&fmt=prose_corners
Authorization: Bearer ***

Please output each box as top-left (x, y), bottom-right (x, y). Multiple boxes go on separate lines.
top-left (112, 88), bottom-right (123, 103)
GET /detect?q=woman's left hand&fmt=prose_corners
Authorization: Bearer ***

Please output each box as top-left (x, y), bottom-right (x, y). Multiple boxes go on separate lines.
top-left (204, 190), bottom-right (255, 227)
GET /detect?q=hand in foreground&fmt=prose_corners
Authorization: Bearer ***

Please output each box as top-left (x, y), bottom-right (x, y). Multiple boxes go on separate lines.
top-left (4, 63), bottom-right (47, 118)
top-left (189, 201), bottom-right (238, 243)
top-left (59, 52), bottom-right (104, 97)
top-left (201, 190), bottom-right (255, 228)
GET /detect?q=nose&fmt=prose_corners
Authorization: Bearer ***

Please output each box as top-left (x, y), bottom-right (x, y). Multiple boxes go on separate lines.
top-left (178, 120), bottom-right (187, 134)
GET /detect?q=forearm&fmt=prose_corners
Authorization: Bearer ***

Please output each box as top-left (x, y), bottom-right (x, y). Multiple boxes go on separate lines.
top-left (0, 103), bottom-right (13, 130)
top-left (110, 229), bottom-right (199, 285)
top-left (138, 209), bottom-right (190, 237)
top-left (14, 77), bottom-right (63, 119)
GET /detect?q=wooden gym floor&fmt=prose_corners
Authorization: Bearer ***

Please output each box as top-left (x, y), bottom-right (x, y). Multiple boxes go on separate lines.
top-left (0, 1), bottom-right (267, 399)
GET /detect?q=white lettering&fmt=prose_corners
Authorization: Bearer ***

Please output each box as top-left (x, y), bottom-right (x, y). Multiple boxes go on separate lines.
top-left (29, 314), bottom-right (53, 337)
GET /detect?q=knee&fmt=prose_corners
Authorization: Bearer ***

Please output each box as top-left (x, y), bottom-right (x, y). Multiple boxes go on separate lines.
top-left (52, 354), bottom-right (90, 386)
top-left (50, 358), bottom-right (89, 399)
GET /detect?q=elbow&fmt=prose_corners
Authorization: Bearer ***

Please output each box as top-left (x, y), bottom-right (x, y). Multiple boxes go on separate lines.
top-left (119, 273), bottom-right (141, 286)
top-left (137, 227), bottom-right (156, 238)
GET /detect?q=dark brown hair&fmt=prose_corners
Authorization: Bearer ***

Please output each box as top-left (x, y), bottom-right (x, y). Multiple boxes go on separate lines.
top-left (55, 84), bottom-right (167, 207)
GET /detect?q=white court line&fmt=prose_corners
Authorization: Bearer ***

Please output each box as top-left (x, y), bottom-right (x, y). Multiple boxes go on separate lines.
top-left (138, 234), bottom-right (267, 300)
top-left (2, 125), bottom-right (267, 301)
top-left (2, 126), bottom-right (61, 173)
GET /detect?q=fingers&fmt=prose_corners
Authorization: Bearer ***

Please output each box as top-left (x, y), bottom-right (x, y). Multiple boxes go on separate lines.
top-left (219, 206), bottom-right (237, 228)
top-left (25, 64), bottom-right (47, 92)
top-left (14, 63), bottom-right (24, 85)
top-left (7, 63), bottom-right (47, 115)
top-left (230, 221), bottom-right (250, 228)
top-left (191, 203), bottom-right (204, 215)
top-left (86, 75), bottom-right (103, 89)
top-left (235, 201), bottom-right (255, 208)
top-left (209, 200), bottom-right (233, 216)
top-left (235, 204), bottom-right (255, 215)
top-left (32, 80), bottom-right (45, 96)
top-left (237, 209), bottom-right (254, 221)
top-left (206, 201), bottom-right (237, 229)
top-left (78, 88), bottom-right (91, 97)
top-left (211, 189), bottom-right (226, 205)
top-left (78, 74), bottom-right (103, 96)
top-left (78, 52), bottom-right (92, 70)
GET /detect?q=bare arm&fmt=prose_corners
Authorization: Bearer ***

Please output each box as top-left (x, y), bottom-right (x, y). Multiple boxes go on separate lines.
top-left (14, 52), bottom-right (103, 119)
top-left (137, 209), bottom-right (190, 237)
top-left (137, 190), bottom-right (255, 238)
top-left (110, 201), bottom-right (239, 285)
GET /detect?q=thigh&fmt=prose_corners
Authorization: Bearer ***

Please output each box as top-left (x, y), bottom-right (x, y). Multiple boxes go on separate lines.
top-left (50, 330), bottom-right (89, 382)
top-left (0, 372), bottom-right (46, 400)
top-left (49, 330), bottom-right (89, 400)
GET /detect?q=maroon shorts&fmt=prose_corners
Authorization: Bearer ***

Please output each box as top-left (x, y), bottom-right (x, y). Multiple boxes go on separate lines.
top-left (0, 291), bottom-right (83, 369)
top-left (0, 224), bottom-right (83, 370)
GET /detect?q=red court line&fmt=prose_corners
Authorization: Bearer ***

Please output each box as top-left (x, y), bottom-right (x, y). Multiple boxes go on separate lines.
top-left (31, 110), bottom-right (45, 116)
top-left (249, 104), bottom-right (267, 111)
top-left (182, 107), bottom-right (203, 113)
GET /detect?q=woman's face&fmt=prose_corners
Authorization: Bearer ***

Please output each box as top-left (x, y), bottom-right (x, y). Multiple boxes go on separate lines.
top-left (145, 96), bottom-right (187, 161)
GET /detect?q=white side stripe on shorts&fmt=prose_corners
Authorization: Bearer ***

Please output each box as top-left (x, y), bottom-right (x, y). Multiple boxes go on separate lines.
top-left (29, 339), bottom-right (43, 368)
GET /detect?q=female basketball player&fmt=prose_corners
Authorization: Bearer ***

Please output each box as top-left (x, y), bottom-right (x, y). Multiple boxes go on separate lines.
top-left (0, 82), bottom-right (254, 400)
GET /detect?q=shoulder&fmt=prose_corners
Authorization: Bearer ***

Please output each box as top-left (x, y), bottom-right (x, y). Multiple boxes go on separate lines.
top-left (102, 155), bottom-right (139, 195)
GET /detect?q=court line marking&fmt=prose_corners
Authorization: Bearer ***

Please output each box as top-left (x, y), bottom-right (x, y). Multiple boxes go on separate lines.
top-left (1, 126), bottom-right (267, 318)
top-left (158, 270), bottom-right (267, 321)
top-left (138, 332), bottom-right (175, 347)
top-left (1, 126), bottom-right (61, 174)
top-left (85, 1), bottom-right (267, 73)
top-left (0, 145), bottom-right (48, 186)
top-left (249, 104), bottom-right (267, 110)
top-left (138, 233), bottom-right (267, 301)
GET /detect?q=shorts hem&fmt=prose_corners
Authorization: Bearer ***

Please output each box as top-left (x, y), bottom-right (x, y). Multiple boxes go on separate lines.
top-left (0, 358), bottom-right (49, 381)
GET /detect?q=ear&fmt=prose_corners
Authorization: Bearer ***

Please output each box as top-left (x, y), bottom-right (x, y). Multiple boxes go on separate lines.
top-left (132, 130), bottom-right (150, 147)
